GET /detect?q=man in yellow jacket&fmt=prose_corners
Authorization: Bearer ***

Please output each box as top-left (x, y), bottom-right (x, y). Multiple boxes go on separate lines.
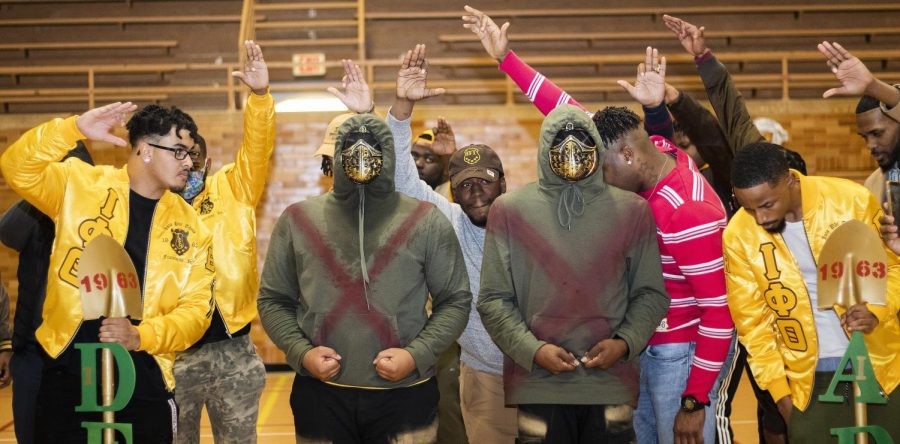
top-left (172, 40), bottom-right (275, 444)
top-left (1, 99), bottom-right (214, 442)
top-left (723, 142), bottom-right (900, 442)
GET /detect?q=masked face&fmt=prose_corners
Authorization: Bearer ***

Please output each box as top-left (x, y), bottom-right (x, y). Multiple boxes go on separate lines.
top-left (549, 125), bottom-right (598, 181)
top-left (341, 130), bottom-right (383, 185)
top-left (180, 157), bottom-right (209, 201)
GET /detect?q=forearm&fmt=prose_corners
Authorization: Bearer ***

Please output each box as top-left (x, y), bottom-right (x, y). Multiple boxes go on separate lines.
top-left (866, 79), bottom-right (900, 108)
top-left (390, 97), bottom-right (414, 121)
top-left (386, 112), bottom-right (455, 218)
top-left (1, 117), bottom-right (82, 217)
top-left (258, 294), bottom-right (313, 373)
top-left (499, 50), bottom-right (587, 115)
top-left (406, 288), bottom-right (470, 376)
top-left (231, 91), bottom-right (276, 205)
top-left (696, 52), bottom-right (764, 152)
top-left (643, 103), bottom-right (675, 141)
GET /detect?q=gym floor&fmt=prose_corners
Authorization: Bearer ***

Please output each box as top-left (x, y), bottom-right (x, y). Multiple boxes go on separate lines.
top-left (0, 371), bottom-right (760, 442)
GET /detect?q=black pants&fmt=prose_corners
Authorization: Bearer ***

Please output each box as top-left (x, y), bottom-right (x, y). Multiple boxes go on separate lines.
top-left (10, 344), bottom-right (43, 444)
top-left (291, 375), bottom-right (439, 444)
top-left (34, 353), bottom-right (176, 443)
top-left (516, 404), bottom-right (634, 444)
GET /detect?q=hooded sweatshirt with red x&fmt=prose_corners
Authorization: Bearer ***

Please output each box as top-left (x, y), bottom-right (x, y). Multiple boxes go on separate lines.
top-left (257, 113), bottom-right (472, 389)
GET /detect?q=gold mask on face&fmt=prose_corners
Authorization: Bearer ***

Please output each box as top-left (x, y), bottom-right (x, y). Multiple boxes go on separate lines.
top-left (548, 125), bottom-right (598, 181)
top-left (341, 131), bottom-right (383, 185)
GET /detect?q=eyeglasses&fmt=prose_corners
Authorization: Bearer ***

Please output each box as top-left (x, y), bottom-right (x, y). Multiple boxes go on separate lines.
top-left (147, 142), bottom-right (200, 161)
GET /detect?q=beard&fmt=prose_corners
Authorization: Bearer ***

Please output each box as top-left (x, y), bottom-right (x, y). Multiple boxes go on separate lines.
top-left (763, 219), bottom-right (787, 234)
top-left (878, 146), bottom-right (900, 172)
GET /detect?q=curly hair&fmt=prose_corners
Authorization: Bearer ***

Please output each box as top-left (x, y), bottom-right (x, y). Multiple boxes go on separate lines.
top-left (125, 104), bottom-right (198, 149)
top-left (732, 142), bottom-right (790, 189)
top-left (592, 106), bottom-right (642, 147)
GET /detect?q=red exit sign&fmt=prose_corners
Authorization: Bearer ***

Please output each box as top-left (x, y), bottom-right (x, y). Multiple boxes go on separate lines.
top-left (292, 53), bottom-right (326, 77)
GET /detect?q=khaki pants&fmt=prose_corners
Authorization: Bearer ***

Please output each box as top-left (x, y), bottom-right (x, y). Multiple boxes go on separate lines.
top-left (459, 363), bottom-right (518, 444)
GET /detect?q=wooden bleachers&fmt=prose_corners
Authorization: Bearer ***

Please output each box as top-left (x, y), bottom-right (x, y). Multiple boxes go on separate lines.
top-left (0, 40), bottom-right (178, 57)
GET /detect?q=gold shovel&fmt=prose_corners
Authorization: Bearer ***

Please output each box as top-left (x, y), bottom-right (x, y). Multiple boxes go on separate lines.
top-left (78, 234), bottom-right (143, 444)
top-left (817, 220), bottom-right (889, 444)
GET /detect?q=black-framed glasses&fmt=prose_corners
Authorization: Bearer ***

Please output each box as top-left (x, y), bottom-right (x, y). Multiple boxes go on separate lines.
top-left (147, 142), bottom-right (200, 161)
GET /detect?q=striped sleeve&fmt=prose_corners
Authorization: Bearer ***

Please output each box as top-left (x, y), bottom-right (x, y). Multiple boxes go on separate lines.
top-left (498, 50), bottom-right (587, 116)
top-left (660, 201), bottom-right (734, 403)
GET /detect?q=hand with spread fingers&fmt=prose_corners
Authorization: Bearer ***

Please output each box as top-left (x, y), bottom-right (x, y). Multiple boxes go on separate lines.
top-left (327, 59), bottom-right (374, 114)
top-left (618, 46), bottom-right (668, 108)
top-left (662, 15), bottom-right (708, 58)
top-left (76, 101), bottom-right (138, 147)
top-left (232, 39), bottom-right (269, 96)
top-left (818, 41), bottom-right (875, 99)
top-left (396, 44), bottom-right (446, 102)
top-left (462, 5), bottom-right (510, 63)
top-left (431, 117), bottom-right (457, 156)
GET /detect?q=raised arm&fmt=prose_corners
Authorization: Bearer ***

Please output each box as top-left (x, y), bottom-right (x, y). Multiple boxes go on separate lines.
top-left (0, 102), bottom-right (135, 218)
top-left (665, 85), bottom-right (734, 193)
top-left (462, 6), bottom-right (586, 115)
top-left (222, 40), bottom-right (276, 206)
top-left (663, 15), bottom-right (764, 152)
top-left (818, 41), bottom-right (900, 121)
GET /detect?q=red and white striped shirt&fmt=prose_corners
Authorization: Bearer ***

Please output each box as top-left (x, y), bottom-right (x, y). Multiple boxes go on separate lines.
top-left (639, 136), bottom-right (733, 403)
top-left (501, 51), bottom-right (734, 402)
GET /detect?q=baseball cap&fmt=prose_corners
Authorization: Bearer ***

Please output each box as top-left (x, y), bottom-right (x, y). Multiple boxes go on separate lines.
top-left (449, 144), bottom-right (504, 188)
top-left (414, 129), bottom-right (435, 146)
top-left (315, 113), bottom-right (354, 158)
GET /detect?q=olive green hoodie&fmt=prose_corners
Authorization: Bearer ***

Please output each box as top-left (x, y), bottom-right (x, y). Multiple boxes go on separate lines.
top-left (258, 113), bottom-right (471, 389)
top-left (477, 105), bottom-right (669, 405)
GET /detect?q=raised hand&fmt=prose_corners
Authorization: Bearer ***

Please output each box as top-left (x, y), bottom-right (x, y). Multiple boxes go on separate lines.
top-left (232, 40), bottom-right (269, 95)
top-left (396, 44), bottom-right (446, 102)
top-left (662, 15), bottom-right (708, 58)
top-left (818, 41), bottom-right (874, 98)
top-left (462, 5), bottom-right (510, 62)
top-left (617, 47), bottom-right (667, 107)
top-left (76, 101), bottom-right (137, 147)
top-left (327, 59), bottom-right (373, 113)
top-left (431, 117), bottom-right (457, 155)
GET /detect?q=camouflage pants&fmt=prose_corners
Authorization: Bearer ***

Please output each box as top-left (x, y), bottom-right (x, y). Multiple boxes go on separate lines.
top-left (174, 334), bottom-right (266, 444)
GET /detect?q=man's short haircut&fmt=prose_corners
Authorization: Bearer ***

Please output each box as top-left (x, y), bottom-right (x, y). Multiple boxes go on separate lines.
top-left (592, 106), bottom-right (642, 147)
top-left (125, 104), bottom-right (198, 149)
top-left (856, 95), bottom-right (881, 114)
top-left (193, 133), bottom-right (207, 158)
top-left (732, 142), bottom-right (790, 189)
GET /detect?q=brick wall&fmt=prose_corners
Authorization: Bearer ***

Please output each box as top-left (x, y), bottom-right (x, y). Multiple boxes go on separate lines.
top-left (0, 98), bottom-right (877, 362)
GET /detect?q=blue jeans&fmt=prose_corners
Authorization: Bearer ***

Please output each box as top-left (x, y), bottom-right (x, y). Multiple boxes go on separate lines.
top-left (635, 338), bottom-right (737, 444)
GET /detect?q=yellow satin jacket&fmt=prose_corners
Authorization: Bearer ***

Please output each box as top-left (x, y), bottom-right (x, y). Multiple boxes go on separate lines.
top-left (723, 172), bottom-right (900, 411)
top-left (191, 92), bottom-right (275, 334)
top-left (0, 116), bottom-right (214, 390)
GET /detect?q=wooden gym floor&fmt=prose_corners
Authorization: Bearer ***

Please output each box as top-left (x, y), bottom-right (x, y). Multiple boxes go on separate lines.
top-left (0, 371), bottom-right (760, 442)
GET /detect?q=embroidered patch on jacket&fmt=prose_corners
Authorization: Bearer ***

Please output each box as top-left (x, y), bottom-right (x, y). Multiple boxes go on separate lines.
top-left (199, 196), bottom-right (214, 215)
top-left (170, 228), bottom-right (190, 256)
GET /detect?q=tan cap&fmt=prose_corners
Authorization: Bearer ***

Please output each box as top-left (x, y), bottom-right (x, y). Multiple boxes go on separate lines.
top-left (449, 144), bottom-right (504, 188)
top-left (315, 113), bottom-right (354, 158)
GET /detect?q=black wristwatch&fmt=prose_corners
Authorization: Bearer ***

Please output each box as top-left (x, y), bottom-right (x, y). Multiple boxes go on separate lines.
top-left (680, 395), bottom-right (708, 413)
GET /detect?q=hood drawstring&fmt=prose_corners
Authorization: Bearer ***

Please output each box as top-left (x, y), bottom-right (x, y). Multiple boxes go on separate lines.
top-left (358, 187), bottom-right (372, 310)
top-left (557, 184), bottom-right (585, 230)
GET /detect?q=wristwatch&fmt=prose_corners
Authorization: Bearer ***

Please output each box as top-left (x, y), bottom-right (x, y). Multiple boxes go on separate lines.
top-left (680, 395), bottom-right (708, 413)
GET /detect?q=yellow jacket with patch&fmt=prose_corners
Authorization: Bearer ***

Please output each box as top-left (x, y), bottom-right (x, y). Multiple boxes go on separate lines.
top-left (723, 172), bottom-right (900, 411)
top-left (0, 116), bottom-right (214, 390)
top-left (191, 92), bottom-right (275, 334)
